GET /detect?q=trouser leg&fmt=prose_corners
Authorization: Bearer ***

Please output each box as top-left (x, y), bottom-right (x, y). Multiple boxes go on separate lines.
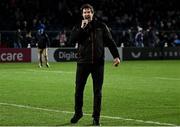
top-left (91, 65), bottom-right (104, 119)
top-left (75, 64), bottom-right (90, 114)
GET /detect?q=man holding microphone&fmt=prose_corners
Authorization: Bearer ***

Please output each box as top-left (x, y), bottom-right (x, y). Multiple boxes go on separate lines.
top-left (69, 4), bottom-right (120, 126)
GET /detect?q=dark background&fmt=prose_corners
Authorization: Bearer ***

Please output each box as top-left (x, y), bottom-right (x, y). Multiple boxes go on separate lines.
top-left (0, 0), bottom-right (179, 48)
top-left (0, 0), bottom-right (179, 30)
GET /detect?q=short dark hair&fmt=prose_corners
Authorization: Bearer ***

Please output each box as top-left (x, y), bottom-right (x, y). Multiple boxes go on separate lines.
top-left (80, 4), bottom-right (94, 14)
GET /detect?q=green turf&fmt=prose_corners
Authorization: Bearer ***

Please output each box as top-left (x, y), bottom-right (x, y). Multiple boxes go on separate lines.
top-left (0, 61), bottom-right (180, 126)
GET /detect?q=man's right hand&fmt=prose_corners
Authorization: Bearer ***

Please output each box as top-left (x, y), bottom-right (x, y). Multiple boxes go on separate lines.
top-left (81, 19), bottom-right (88, 29)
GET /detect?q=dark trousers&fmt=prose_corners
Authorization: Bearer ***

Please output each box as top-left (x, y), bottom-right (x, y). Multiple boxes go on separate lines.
top-left (74, 63), bottom-right (104, 119)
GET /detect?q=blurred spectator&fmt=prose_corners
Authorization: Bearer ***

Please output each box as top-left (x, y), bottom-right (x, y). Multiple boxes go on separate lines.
top-left (25, 30), bottom-right (34, 48)
top-left (124, 29), bottom-right (134, 47)
top-left (13, 29), bottom-right (23, 48)
top-left (144, 27), bottom-right (159, 48)
top-left (174, 39), bottom-right (180, 46)
top-left (55, 30), bottom-right (67, 47)
top-left (134, 26), bottom-right (144, 47)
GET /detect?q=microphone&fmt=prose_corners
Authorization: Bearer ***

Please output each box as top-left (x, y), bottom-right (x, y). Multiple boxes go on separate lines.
top-left (81, 19), bottom-right (88, 28)
top-left (83, 22), bottom-right (87, 27)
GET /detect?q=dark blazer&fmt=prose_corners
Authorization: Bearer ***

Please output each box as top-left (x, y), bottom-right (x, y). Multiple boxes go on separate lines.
top-left (69, 19), bottom-right (120, 64)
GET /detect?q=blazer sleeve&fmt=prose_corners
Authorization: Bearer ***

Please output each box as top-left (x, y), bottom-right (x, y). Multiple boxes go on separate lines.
top-left (103, 23), bottom-right (120, 59)
top-left (68, 25), bottom-right (91, 45)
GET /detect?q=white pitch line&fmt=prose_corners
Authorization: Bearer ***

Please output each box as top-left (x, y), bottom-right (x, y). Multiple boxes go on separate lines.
top-left (1, 69), bottom-right (75, 74)
top-left (154, 77), bottom-right (180, 81)
top-left (26, 69), bottom-right (75, 74)
top-left (0, 102), bottom-right (176, 126)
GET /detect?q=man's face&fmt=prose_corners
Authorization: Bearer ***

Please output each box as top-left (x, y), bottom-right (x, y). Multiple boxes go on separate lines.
top-left (82, 8), bottom-right (94, 22)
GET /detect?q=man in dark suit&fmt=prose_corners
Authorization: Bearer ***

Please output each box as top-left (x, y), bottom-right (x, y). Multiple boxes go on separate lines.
top-left (69, 4), bottom-right (120, 126)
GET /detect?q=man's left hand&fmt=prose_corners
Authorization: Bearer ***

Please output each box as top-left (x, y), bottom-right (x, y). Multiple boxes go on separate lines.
top-left (113, 57), bottom-right (120, 67)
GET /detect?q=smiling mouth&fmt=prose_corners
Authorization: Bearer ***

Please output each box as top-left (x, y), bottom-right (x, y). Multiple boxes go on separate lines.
top-left (85, 16), bottom-right (90, 19)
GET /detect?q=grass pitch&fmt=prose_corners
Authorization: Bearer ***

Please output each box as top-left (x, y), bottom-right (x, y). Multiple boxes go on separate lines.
top-left (0, 60), bottom-right (180, 126)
